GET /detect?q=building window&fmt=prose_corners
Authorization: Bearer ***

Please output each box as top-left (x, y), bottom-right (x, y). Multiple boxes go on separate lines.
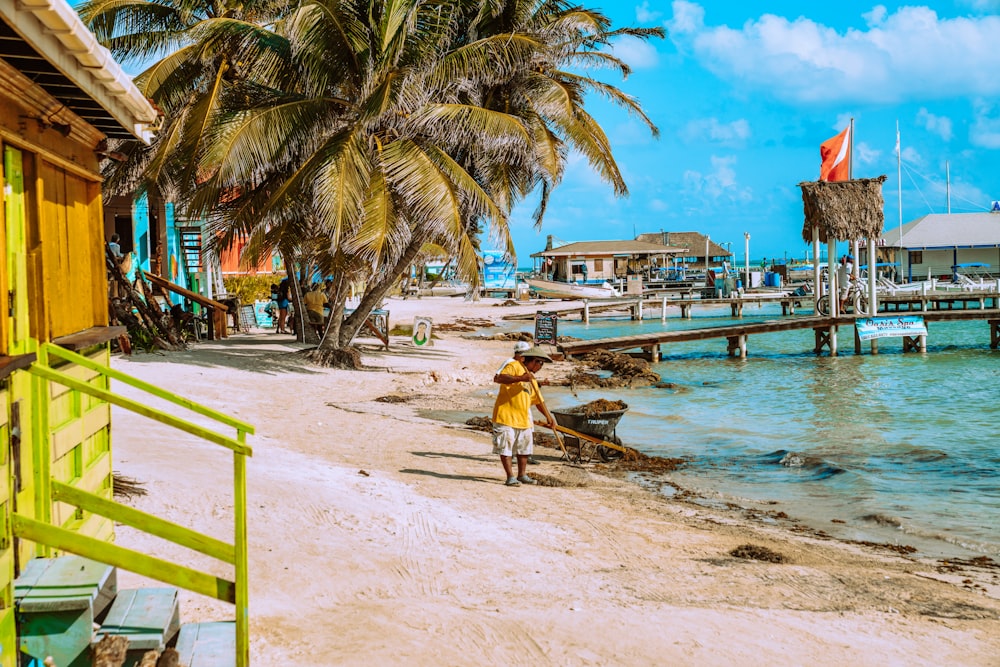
top-left (910, 251), bottom-right (923, 264)
top-left (593, 259), bottom-right (603, 271)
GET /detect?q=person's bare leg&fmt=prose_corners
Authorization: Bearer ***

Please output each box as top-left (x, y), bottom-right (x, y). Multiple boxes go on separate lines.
top-left (516, 455), bottom-right (527, 478)
top-left (501, 455), bottom-right (514, 480)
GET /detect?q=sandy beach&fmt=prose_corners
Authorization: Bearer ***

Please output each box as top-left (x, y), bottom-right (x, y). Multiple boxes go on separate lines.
top-left (108, 296), bottom-right (1000, 666)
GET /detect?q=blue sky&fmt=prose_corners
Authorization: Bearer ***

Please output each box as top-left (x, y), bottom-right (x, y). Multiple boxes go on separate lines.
top-left (504, 1), bottom-right (1000, 265)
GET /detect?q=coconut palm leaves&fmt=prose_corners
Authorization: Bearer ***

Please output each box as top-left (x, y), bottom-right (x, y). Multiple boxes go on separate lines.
top-left (83, 0), bottom-right (662, 354)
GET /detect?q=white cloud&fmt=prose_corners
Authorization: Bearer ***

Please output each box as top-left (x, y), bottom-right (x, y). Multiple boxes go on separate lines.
top-left (610, 36), bottom-right (660, 70)
top-left (854, 141), bottom-right (881, 166)
top-left (682, 117), bottom-right (750, 144)
top-left (970, 101), bottom-right (1000, 148)
top-left (636, 2), bottom-right (662, 23)
top-left (901, 145), bottom-right (923, 165)
top-left (916, 108), bottom-right (953, 141)
top-left (682, 155), bottom-right (753, 202)
top-left (666, 1), bottom-right (1000, 103)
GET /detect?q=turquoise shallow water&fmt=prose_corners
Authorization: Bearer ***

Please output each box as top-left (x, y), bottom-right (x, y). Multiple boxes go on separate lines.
top-left (535, 303), bottom-right (1000, 559)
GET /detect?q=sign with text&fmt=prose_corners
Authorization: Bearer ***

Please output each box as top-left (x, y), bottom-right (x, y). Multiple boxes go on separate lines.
top-left (534, 311), bottom-right (558, 344)
top-left (856, 315), bottom-right (927, 341)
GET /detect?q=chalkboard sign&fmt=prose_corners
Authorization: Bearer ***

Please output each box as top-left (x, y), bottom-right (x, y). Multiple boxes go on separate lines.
top-left (534, 311), bottom-right (558, 344)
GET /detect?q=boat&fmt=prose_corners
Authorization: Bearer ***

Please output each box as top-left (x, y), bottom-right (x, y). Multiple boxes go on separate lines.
top-left (527, 277), bottom-right (620, 299)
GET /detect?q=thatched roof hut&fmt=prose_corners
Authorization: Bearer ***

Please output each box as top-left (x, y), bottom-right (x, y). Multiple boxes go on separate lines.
top-left (799, 176), bottom-right (887, 244)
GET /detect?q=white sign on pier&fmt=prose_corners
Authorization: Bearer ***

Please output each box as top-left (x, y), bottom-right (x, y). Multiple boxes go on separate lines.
top-left (855, 315), bottom-right (927, 341)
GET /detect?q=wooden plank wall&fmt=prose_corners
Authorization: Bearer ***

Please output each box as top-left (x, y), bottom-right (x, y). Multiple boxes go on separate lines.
top-left (37, 160), bottom-right (107, 340)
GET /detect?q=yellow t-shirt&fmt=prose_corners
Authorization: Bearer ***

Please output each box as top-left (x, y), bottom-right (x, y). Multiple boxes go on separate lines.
top-left (303, 289), bottom-right (326, 315)
top-left (492, 359), bottom-right (544, 429)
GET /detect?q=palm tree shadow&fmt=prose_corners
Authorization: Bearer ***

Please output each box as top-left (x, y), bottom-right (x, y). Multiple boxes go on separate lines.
top-left (411, 451), bottom-right (492, 462)
top-left (399, 468), bottom-right (498, 484)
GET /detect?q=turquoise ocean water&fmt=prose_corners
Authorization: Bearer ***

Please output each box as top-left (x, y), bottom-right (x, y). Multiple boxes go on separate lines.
top-left (531, 303), bottom-right (1000, 559)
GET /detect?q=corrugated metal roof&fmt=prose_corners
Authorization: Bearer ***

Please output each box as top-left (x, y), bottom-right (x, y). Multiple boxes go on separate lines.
top-left (882, 212), bottom-right (1000, 248)
top-left (0, 0), bottom-right (157, 141)
top-left (531, 239), bottom-right (687, 257)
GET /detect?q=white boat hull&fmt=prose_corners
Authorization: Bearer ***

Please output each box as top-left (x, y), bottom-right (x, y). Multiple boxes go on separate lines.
top-left (527, 278), bottom-right (619, 299)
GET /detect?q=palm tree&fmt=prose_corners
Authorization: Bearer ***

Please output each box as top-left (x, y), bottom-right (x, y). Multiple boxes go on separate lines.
top-left (191, 0), bottom-right (662, 362)
top-left (83, 0), bottom-right (662, 364)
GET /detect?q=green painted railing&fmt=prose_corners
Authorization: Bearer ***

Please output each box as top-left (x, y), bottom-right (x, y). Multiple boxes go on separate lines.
top-left (14, 342), bottom-right (254, 666)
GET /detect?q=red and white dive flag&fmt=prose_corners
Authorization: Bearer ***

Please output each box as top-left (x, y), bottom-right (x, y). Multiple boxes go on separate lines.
top-left (820, 125), bottom-right (851, 181)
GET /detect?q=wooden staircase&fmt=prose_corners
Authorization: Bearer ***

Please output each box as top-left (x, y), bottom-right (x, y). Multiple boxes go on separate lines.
top-left (14, 556), bottom-right (235, 667)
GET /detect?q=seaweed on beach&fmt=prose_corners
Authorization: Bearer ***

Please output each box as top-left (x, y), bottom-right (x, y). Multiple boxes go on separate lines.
top-left (730, 544), bottom-right (787, 563)
top-left (465, 416), bottom-right (493, 432)
top-left (376, 395), bottom-right (411, 404)
top-left (611, 451), bottom-right (686, 473)
top-left (569, 350), bottom-right (660, 388)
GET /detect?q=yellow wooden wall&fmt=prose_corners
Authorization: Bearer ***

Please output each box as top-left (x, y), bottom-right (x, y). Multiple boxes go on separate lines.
top-left (36, 160), bottom-right (108, 339)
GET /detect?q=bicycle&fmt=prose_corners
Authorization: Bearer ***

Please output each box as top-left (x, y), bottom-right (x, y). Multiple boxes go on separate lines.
top-left (815, 276), bottom-right (870, 316)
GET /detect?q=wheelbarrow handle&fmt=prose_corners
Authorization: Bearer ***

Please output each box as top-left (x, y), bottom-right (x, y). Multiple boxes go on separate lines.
top-left (535, 421), bottom-right (629, 455)
top-left (533, 420), bottom-right (568, 458)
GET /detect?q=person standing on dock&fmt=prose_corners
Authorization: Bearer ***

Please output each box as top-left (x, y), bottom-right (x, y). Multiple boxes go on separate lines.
top-left (492, 346), bottom-right (557, 487)
top-left (838, 255), bottom-right (854, 312)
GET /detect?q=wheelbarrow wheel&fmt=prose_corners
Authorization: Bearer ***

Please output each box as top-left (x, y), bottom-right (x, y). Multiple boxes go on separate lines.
top-left (597, 435), bottom-right (625, 462)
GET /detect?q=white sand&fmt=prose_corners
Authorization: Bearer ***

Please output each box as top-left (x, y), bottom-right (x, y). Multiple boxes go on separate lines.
top-left (109, 296), bottom-right (1000, 666)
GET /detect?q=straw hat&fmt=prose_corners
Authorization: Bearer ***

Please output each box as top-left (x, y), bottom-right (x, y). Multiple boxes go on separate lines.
top-left (521, 346), bottom-right (553, 363)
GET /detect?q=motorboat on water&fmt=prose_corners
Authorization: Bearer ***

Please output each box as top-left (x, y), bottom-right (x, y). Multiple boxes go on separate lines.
top-left (526, 277), bottom-right (620, 299)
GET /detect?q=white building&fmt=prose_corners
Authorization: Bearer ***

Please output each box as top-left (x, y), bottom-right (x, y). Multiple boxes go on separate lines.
top-left (877, 211), bottom-right (1000, 282)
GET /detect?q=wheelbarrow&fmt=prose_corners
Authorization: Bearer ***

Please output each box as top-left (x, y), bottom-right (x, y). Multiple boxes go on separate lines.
top-left (549, 405), bottom-right (628, 463)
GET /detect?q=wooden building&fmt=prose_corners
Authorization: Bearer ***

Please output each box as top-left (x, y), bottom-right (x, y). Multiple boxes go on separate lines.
top-left (0, 2), bottom-right (252, 664)
top-left (635, 231), bottom-right (734, 270)
top-left (531, 235), bottom-right (688, 282)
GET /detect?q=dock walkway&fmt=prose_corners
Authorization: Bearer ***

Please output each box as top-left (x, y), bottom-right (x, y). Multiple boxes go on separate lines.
top-left (505, 289), bottom-right (1000, 324)
top-left (557, 309), bottom-right (1000, 360)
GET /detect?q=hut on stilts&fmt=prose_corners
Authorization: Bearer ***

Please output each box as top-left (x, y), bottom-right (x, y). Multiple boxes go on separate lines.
top-left (0, 1), bottom-right (251, 664)
top-left (798, 175), bottom-right (887, 354)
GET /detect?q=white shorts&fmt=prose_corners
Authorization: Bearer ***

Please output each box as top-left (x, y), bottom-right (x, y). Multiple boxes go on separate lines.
top-left (492, 424), bottom-right (534, 457)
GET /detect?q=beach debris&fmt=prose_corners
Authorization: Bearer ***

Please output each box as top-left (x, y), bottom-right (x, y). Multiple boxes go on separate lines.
top-left (359, 470), bottom-right (370, 477)
top-left (112, 472), bottom-right (147, 499)
top-left (568, 351), bottom-right (660, 388)
top-left (729, 544), bottom-right (787, 563)
top-left (488, 331), bottom-right (533, 341)
top-left (522, 472), bottom-right (587, 488)
top-left (375, 395), bottom-right (411, 404)
top-left (494, 300), bottom-right (520, 307)
top-left (936, 556), bottom-right (1000, 572)
top-left (465, 416), bottom-right (493, 432)
top-left (436, 318), bottom-right (494, 332)
top-left (610, 451), bottom-right (685, 473)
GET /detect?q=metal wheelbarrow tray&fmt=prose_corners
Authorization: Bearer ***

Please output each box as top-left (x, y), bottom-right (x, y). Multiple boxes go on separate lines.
top-left (550, 405), bottom-right (628, 462)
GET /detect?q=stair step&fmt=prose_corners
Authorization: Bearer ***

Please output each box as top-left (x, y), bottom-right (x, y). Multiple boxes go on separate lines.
top-left (94, 587), bottom-right (180, 652)
top-left (14, 556), bottom-right (116, 667)
top-left (175, 621), bottom-right (236, 667)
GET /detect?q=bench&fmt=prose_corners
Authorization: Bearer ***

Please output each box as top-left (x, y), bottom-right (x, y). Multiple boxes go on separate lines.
top-left (93, 588), bottom-right (180, 663)
top-left (14, 556), bottom-right (117, 667)
top-left (175, 621), bottom-right (236, 667)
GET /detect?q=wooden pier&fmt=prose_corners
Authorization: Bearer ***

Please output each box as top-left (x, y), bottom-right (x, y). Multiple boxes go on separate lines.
top-left (557, 309), bottom-right (1000, 361)
top-left (505, 289), bottom-right (1000, 324)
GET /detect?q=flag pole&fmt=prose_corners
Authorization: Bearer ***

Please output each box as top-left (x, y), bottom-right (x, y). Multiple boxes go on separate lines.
top-left (848, 118), bottom-right (854, 180)
top-left (897, 121), bottom-right (903, 281)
